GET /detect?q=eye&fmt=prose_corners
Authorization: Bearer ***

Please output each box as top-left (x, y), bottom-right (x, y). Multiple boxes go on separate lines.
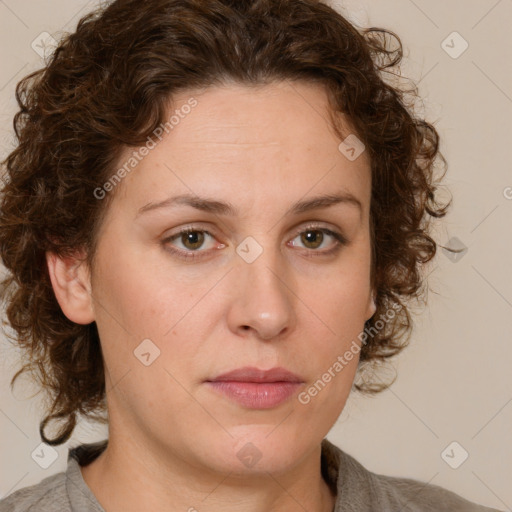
top-left (288, 224), bottom-right (348, 256)
top-left (163, 227), bottom-right (224, 260)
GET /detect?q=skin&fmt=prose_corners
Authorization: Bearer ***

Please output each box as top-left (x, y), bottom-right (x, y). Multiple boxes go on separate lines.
top-left (47, 80), bottom-right (376, 512)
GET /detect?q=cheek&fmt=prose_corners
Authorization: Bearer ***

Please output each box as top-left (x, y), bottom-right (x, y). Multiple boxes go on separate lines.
top-left (91, 246), bottom-right (222, 377)
top-left (92, 242), bottom-right (185, 336)
top-left (295, 281), bottom-right (365, 421)
top-left (304, 290), bottom-right (365, 382)
top-left (294, 261), bottom-right (370, 393)
top-left (299, 258), bottom-right (372, 335)
top-left (90, 251), bottom-right (209, 417)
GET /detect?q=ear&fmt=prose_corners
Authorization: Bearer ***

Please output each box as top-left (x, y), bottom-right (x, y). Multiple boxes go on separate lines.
top-left (46, 249), bottom-right (95, 324)
top-left (365, 289), bottom-right (377, 322)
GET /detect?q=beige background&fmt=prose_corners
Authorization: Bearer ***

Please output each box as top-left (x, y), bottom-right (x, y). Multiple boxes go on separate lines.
top-left (0, 0), bottom-right (511, 509)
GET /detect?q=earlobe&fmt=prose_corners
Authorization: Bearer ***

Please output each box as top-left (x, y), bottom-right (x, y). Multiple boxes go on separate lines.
top-left (366, 290), bottom-right (377, 321)
top-left (46, 250), bottom-right (95, 325)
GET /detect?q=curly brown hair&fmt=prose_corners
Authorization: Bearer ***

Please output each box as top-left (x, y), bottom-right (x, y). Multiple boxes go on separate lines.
top-left (0, 0), bottom-right (451, 446)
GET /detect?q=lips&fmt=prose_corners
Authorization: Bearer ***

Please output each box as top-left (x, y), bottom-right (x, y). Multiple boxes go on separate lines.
top-left (207, 366), bottom-right (304, 383)
top-left (206, 366), bottom-right (304, 409)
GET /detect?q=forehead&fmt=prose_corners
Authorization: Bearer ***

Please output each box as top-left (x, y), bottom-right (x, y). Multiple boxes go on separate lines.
top-left (111, 80), bottom-right (371, 216)
top-left (168, 80), bottom-right (350, 150)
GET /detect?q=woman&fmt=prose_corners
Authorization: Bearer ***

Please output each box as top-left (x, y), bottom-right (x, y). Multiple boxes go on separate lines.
top-left (0, 0), bottom-right (502, 510)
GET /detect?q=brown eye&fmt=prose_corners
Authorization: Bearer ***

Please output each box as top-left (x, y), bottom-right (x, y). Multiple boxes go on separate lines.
top-left (180, 230), bottom-right (205, 250)
top-left (300, 230), bottom-right (324, 249)
top-left (162, 227), bottom-right (226, 262)
top-left (288, 225), bottom-right (348, 257)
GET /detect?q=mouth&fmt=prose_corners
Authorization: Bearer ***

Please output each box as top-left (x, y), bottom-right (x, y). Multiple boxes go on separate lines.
top-left (205, 366), bottom-right (304, 409)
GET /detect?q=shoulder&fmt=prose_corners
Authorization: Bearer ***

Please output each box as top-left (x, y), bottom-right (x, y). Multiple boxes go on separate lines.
top-left (321, 438), bottom-right (503, 512)
top-left (0, 471), bottom-right (70, 512)
top-left (0, 441), bottom-right (106, 512)
top-left (372, 472), bottom-right (501, 511)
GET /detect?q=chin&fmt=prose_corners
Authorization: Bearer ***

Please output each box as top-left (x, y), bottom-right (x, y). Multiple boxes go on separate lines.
top-left (196, 424), bottom-right (316, 476)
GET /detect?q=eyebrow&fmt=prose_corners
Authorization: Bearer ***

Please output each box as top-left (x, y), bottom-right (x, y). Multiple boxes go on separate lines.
top-left (136, 192), bottom-right (363, 219)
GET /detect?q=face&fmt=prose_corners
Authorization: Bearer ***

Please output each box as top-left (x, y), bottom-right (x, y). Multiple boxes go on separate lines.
top-left (82, 80), bottom-right (375, 475)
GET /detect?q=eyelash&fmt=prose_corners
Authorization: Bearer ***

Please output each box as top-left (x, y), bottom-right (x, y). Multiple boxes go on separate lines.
top-left (162, 223), bottom-right (348, 261)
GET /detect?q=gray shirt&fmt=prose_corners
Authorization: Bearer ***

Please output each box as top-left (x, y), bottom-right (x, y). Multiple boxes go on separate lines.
top-left (0, 438), bottom-right (503, 511)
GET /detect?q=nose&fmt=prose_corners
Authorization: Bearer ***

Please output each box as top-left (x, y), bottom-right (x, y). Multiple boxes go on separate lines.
top-left (226, 250), bottom-right (296, 341)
